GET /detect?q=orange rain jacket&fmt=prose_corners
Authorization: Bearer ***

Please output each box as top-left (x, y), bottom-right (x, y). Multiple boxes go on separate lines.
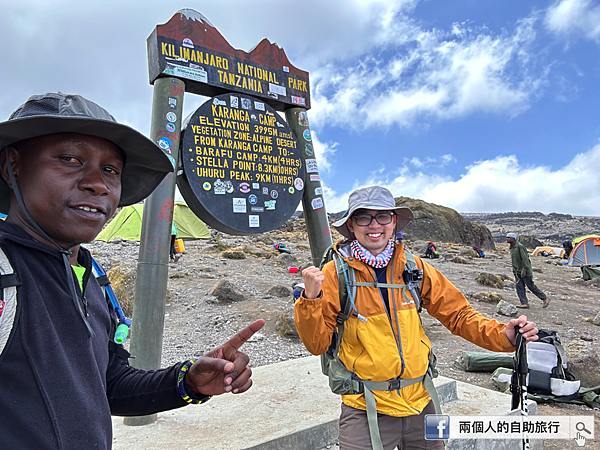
top-left (295, 241), bottom-right (515, 417)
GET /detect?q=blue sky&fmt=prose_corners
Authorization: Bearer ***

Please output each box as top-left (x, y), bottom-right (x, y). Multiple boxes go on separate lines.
top-left (2, 0), bottom-right (600, 215)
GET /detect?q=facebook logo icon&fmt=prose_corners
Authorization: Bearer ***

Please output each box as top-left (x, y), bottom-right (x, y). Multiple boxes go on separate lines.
top-left (425, 415), bottom-right (450, 440)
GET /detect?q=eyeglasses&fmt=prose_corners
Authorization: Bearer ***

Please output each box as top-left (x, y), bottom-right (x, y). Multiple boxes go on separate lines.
top-left (351, 212), bottom-right (395, 227)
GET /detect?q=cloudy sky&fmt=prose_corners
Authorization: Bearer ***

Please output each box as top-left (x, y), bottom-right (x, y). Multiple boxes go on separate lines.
top-left (2, 0), bottom-right (600, 215)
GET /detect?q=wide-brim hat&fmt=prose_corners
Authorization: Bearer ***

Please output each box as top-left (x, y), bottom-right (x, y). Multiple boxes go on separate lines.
top-left (332, 186), bottom-right (414, 240)
top-left (0, 92), bottom-right (173, 214)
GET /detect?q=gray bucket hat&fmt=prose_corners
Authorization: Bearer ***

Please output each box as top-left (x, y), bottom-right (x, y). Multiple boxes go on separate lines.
top-left (0, 92), bottom-right (173, 214)
top-left (332, 186), bottom-right (414, 240)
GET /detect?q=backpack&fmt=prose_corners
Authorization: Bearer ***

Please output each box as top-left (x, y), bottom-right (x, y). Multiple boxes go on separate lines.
top-left (0, 246), bottom-right (131, 363)
top-left (473, 245), bottom-right (485, 258)
top-left (425, 242), bottom-right (440, 259)
top-left (318, 243), bottom-right (441, 450)
top-left (511, 329), bottom-right (580, 411)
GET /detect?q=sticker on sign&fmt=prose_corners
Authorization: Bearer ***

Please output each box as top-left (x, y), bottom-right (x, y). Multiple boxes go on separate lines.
top-left (233, 198), bottom-right (247, 213)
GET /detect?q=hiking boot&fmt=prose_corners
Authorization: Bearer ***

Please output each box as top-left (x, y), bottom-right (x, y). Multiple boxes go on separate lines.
top-left (516, 303), bottom-right (530, 309)
top-left (542, 297), bottom-right (551, 309)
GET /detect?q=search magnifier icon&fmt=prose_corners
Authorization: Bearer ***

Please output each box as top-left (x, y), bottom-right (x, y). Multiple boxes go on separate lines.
top-left (576, 422), bottom-right (592, 435)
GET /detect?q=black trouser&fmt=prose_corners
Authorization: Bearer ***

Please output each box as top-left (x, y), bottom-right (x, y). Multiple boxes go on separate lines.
top-left (170, 235), bottom-right (177, 259)
top-left (514, 272), bottom-right (546, 304)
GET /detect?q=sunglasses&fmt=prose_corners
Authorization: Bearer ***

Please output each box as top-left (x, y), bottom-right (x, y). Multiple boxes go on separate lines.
top-left (351, 212), bottom-right (395, 227)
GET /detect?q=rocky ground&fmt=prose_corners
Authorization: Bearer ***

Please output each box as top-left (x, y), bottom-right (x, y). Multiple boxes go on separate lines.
top-left (87, 213), bottom-right (600, 449)
top-left (462, 211), bottom-right (600, 245)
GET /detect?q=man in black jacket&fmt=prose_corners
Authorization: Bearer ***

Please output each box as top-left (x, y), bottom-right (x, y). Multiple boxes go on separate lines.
top-left (0, 92), bottom-right (264, 449)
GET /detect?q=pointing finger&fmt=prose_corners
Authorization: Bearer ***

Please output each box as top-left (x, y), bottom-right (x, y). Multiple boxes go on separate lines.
top-left (223, 319), bottom-right (265, 351)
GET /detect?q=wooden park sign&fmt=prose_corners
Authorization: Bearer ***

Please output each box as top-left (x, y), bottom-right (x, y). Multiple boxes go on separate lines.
top-left (147, 9), bottom-right (311, 111)
top-left (147, 9), bottom-right (309, 234)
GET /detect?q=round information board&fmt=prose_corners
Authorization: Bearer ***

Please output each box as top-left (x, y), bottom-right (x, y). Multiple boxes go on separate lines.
top-left (178, 93), bottom-right (304, 234)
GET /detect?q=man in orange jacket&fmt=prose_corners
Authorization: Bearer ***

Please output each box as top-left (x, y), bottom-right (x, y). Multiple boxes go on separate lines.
top-left (295, 186), bottom-right (539, 450)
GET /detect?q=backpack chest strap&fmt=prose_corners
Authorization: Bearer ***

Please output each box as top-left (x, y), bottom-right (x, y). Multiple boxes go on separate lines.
top-left (350, 281), bottom-right (417, 306)
top-left (353, 374), bottom-right (425, 394)
top-left (351, 281), bottom-right (406, 289)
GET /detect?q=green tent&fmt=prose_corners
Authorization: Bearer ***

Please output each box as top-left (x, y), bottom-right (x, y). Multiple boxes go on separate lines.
top-left (95, 202), bottom-right (210, 241)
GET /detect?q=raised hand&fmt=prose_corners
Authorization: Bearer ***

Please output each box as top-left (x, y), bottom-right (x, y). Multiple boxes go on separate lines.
top-left (302, 266), bottom-right (325, 299)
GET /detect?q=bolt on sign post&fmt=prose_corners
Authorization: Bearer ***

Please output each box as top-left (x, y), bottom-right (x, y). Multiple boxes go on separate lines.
top-left (128, 8), bottom-right (331, 425)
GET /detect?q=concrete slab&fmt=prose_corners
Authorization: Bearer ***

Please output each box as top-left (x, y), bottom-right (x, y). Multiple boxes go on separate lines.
top-left (111, 356), bottom-right (539, 450)
top-left (112, 356), bottom-right (339, 450)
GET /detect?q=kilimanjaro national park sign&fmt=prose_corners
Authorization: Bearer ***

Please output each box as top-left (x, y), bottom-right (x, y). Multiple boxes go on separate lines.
top-left (147, 9), bottom-right (311, 111)
top-left (178, 93), bottom-right (305, 234)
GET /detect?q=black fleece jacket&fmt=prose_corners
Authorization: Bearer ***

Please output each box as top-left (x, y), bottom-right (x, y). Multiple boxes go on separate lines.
top-left (0, 222), bottom-right (188, 449)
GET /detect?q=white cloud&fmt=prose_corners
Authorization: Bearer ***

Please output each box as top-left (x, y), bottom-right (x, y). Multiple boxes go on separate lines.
top-left (311, 17), bottom-right (546, 130)
top-left (310, 131), bottom-right (338, 174)
top-left (404, 154), bottom-right (456, 168)
top-left (545, 0), bottom-right (600, 42)
top-left (408, 157), bottom-right (425, 168)
top-left (0, 0), bottom-right (423, 134)
top-left (321, 142), bottom-right (600, 216)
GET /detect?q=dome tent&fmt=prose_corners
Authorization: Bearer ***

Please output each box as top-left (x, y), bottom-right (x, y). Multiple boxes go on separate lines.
top-left (567, 236), bottom-right (600, 267)
top-left (95, 202), bottom-right (210, 242)
top-left (531, 246), bottom-right (565, 257)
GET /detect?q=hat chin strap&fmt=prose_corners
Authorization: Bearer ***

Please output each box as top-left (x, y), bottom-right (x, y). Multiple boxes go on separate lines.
top-left (5, 150), bottom-right (95, 337)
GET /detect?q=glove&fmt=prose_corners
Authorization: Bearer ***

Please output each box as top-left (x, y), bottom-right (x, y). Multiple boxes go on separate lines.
top-left (520, 269), bottom-right (527, 277)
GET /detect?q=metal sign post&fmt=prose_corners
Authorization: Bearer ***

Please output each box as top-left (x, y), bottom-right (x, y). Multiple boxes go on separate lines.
top-left (124, 76), bottom-right (184, 426)
top-left (284, 107), bottom-right (332, 265)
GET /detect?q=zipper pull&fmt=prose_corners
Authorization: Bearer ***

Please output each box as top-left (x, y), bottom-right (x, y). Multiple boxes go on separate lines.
top-left (83, 296), bottom-right (89, 317)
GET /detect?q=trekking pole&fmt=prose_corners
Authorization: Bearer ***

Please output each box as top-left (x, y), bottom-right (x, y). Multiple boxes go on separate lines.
top-left (513, 325), bottom-right (530, 450)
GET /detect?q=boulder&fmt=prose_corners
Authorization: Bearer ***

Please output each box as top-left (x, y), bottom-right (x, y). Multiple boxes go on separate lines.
top-left (593, 311), bottom-right (600, 326)
top-left (564, 340), bottom-right (600, 388)
top-left (476, 273), bottom-right (504, 289)
top-left (222, 251), bottom-right (246, 259)
top-left (395, 196), bottom-right (495, 250)
top-left (451, 256), bottom-right (469, 264)
top-left (503, 280), bottom-right (516, 291)
top-left (496, 300), bottom-right (518, 317)
top-left (518, 235), bottom-right (543, 250)
top-left (276, 253), bottom-right (297, 267)
top-left (267, 285), bottom-right (292, 298)
top-left (277, 219), bottom-right (295, 232)
top-left (276, 306), bottom-right (298, 338)
top-left (212, 280), bottom-right (244, 303)
top-left (242, 243), bottom-right (279, 259)
top-left (461, 249), bottom-right (479, 258)
top-left (472, 292), bottom-right (503, 304)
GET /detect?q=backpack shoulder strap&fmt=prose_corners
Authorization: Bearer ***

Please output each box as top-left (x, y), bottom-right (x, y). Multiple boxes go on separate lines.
top-left (91, 257), bottom-right (131, 360)
top-left (402, 248), bottom-right (423, 312)
top-left (0, 246), bottom-right (21, 364)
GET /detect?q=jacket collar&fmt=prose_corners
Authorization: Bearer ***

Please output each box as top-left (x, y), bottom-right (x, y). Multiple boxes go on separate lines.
top-left (334, 239), bottom-right (408, 275)
top-left (0, 220), bottom-right (93, 277)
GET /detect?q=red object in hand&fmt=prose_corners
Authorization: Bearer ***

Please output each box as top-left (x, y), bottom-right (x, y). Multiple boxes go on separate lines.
top-left (288, 267), bottom-right (299, 273)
